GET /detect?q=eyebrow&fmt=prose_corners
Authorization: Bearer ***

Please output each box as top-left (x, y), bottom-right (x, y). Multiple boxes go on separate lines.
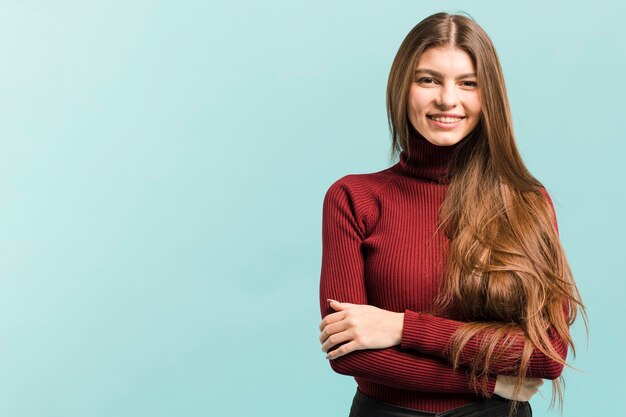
top-left (415, 69), bottom-right (477, 79)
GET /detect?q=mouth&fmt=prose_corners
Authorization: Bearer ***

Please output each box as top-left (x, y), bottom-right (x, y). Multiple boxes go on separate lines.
top-left (426, 115), bottom-right (466, 124)
top-left (426, 114), bottom-right (466, 130)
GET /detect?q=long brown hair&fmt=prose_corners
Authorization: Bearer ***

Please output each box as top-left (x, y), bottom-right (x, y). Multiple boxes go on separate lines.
top-left (386, 12), bottom-right (586, 412)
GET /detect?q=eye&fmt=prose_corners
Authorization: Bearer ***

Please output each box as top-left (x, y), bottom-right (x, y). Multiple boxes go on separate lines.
top-left (417, 77), bottom-right (438, 85)
top-left (461, 80), bottom-right (478, 87)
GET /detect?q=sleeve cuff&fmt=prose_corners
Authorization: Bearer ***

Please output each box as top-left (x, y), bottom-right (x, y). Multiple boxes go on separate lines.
top-left (400, 309), bottom-right (456, 356)
top-left (400, 309), bottom-right (424, 350)
top-left (479, 376), bottom-right (497, 398)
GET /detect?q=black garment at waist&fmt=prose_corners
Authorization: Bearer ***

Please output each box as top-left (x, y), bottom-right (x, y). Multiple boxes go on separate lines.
top-left (349, 389), bottom-right (532, 417)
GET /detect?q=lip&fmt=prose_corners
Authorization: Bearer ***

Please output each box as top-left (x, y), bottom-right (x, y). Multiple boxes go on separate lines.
top-left (427, 115), bottom-right (465, 130)
top-left (427, 113), bottom-right (466, 118)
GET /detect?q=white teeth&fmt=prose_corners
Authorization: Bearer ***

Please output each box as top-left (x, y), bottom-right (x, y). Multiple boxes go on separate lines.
top-left (429, 116), bottom-right (463, 123)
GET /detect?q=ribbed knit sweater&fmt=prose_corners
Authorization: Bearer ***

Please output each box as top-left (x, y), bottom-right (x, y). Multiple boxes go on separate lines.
top-left (318, 130), bottom-right (567, 412)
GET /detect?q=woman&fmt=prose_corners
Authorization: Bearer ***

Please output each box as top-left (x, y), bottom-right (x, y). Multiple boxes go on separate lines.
top-left (318, 12), bottom-right (585, 417)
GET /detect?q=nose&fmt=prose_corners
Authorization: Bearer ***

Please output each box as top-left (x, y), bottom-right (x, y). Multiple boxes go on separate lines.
top-left (436, 82), bottom-right (458, 108)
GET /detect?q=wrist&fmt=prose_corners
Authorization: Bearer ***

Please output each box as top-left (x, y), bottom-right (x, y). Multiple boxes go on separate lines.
top-left (493, 376), bottom-right (502, 397)
top-left (395, 312), bottom-right (405, 345)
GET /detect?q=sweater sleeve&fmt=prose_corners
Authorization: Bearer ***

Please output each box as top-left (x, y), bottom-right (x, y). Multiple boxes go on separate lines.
top-left (400, 187), bottom-right (567, 380)
top-left (319, 178), bottom-right (495, 394)
top-left (400, 312), bottom-right (568, 379)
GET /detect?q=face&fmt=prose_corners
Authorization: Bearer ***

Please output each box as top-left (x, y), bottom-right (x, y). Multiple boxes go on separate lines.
top-left (407, 46), bottom-right (482, 146)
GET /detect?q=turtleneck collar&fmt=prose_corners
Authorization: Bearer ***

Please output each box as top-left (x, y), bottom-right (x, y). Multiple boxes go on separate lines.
top-left (394, 126), bottom-right (461, 184)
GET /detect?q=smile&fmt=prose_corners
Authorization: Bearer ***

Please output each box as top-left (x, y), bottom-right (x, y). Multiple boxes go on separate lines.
top-left (426, 115), bottom-right (465, 129)
top-left (427, 115), bottom-right (465, 123)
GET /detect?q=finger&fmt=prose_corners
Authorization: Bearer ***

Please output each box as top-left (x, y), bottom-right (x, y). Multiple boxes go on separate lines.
top-left (520, 384), bottom-right (541, 401)
top-left (526, 377), bottom-right (542, 384)
top-left (321, 329), bottom-right (353, 353)
top-left (328, 299), bottom-right (361, 310)
top-left (319, 311), bottom-right (346, 332)
top-left (523, 378), bottom-right (543, 388)
top-left (328, 300), bottom-right (350, 311)
top-left (326, 340), bottom-right (359, 360)
top-left (319, 319), bottom-right (350, 344)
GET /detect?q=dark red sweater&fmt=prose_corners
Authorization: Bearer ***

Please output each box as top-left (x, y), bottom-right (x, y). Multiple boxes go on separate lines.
top-left (318, 130), bottom-right (567, 412)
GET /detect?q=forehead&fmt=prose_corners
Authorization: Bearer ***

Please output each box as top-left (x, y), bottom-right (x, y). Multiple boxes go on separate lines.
top-left (415, 46), bottom-right (476, 75)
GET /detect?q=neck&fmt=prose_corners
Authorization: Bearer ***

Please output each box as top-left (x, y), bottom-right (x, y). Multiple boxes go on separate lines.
top-left (397, 126), bottom-right (461, 184)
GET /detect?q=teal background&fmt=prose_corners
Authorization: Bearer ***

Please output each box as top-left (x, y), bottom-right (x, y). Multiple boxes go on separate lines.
top-left (0, 1), bottom-right (623, 416)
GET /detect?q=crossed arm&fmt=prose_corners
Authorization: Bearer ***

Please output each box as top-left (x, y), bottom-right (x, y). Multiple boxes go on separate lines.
top-left (318, 181), bottom-right (557, 398)
top-left (318, 181), bottom-right (494, 395)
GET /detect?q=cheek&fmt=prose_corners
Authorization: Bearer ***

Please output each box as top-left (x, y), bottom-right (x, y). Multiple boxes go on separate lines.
top-left (407, 87), bottom-right (428, 117)
top-left (468, 112), bottom-right (481, 130)
top-left (408, 97), bottom-right (426, 119)
top-left (464, 97), bottom-right (482, 130)
top-left (470, 95), bottom-right (482, 117)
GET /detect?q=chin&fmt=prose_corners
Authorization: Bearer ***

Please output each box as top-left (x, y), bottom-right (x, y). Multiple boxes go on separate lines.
top-left (427, 135), bottom-right (465, 147)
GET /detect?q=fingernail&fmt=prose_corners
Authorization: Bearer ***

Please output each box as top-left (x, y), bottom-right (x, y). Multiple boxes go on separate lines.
top-left (325, 354), bottom-right (332, 360)
top-left (327, 298), bottom-right (337, 304)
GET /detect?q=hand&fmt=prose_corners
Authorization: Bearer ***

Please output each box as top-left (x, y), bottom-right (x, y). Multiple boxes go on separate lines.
top-left (318, 299), bottom-right (404, 360)
top-left (493, 375), bottom-right (544, 402)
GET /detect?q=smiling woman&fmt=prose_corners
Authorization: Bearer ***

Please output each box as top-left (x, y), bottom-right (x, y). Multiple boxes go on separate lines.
top-left (318, 11), bottom-right (586, 417)
top-left (408, 46), bottom-right (482, 146)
